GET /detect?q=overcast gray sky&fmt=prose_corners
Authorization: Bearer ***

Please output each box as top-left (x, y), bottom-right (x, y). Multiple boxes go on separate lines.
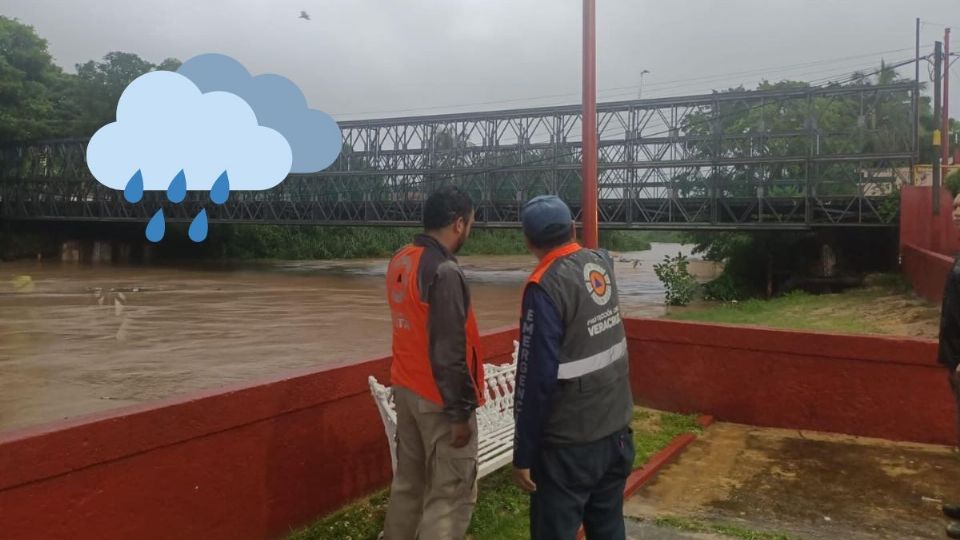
top-left (2, 0), bottom-right (959, 121)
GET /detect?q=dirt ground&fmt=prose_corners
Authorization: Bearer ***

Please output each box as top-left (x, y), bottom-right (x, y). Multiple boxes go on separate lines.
top-left (672, 282), bottom-right (942, 340)
top-left (813, 291), bottom-right (941, 340)
top-left (626, 423), bottom-right (960, 539)
top-left (625, 520), bottom-right (725, 539)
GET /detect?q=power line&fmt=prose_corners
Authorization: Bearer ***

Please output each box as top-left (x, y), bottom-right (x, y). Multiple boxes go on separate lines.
top-left (921, 20), bottom-right (960, 28)
top-left (332, 45), bottom-right (928, 120)
top-left (501, 55), bottom-right (922, 145)
top-left (439, 55), bottom-right (920, 147)
top-left (605, 57), bottom-right (922, 102)
top-left (316, 60), bottom-right (920, 198)
top-left (619, 46), bottom-right (924, 91)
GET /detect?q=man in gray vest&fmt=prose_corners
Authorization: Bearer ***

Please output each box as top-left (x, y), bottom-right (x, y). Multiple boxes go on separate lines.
top-left (512, 195), bottom-right (635, 540)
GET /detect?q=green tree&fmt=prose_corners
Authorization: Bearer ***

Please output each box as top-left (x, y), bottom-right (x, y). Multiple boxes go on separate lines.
top-left (72, 51), bottom-right (166, 135)
top-left (0, 16), bottom-right (71, 142)
top-left (0, 17), bottom-right (181, 143)
top-left (680, 65), bottom-right (920, 297)
top-left (155, 57), bottom-right (182, 72)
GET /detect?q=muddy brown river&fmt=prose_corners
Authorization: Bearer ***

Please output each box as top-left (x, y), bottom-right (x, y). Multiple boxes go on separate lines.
top-left (0, 243), bottom-right (710, 433)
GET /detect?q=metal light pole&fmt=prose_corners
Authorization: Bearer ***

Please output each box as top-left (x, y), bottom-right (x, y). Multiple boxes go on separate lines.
top-left (582, 0), bottom-right (599, 249)
top-left (638, 69), bottom-right (650, 100)
top-left (943, 28), bottom-right (951, 168)
top-left (934, 41), bottom-right (943, 215)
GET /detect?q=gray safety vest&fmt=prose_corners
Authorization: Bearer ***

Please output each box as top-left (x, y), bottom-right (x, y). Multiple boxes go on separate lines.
top-left (526, 245), bottom-right (634, 445)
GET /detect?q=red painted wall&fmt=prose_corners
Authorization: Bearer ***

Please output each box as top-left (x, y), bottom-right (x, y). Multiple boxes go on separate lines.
top-left (626, 318), bottom-right (952, 446)
top-left (1, 320), bottom-right (952, 540)
top-left (0, 329), bottom-right (517, 540)
top-left (900, 185), bottom-right (957, 302)
top-left (900, 185), bottom-right (934, 252)
top-left (903, 244), bottom-right (954, 303)
top-left (900, 185), bottom-right (959, 255)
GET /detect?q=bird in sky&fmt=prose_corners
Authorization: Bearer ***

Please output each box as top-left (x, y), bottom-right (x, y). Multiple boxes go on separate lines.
top-left (299, 11), bottom-right (311, 21)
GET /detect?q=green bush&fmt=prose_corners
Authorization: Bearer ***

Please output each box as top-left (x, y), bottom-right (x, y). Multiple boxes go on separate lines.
top-left (947, 169), bottom-right (960, 197)
top-left (598, 231), bottom-right (651, 252)
top-left (702, 270), bottom-right (750, 302)
top-left (653, 253), bottom-right (699, 306)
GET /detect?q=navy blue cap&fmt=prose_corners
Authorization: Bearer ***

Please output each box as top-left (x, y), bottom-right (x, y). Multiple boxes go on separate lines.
top-left (522, 195), bottom-right (573, 243)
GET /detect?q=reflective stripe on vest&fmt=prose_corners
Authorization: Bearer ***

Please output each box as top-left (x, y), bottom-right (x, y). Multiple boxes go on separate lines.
top-left (523, 244), bottom-right (634, 445)
top-left (556, 338), bottom-right (627, 380)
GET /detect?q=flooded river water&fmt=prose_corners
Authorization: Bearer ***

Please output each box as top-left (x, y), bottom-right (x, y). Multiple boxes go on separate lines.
top-left (0, 243), bottom-right (711, 433)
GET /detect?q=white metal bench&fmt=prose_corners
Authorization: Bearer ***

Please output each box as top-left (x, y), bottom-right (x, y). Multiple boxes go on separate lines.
top-left (368, 341), bottom-right (519, 479)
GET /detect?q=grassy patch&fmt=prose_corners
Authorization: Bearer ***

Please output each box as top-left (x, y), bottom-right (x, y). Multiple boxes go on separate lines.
top-left (286, 408), bottom-right (702, 540)
top-left (653, 516), bottom-right (795, 540)
top-left (465, 468), bottom-right (530, 540)
top-left (286, 490), bottom-right (389, 540)
top-left (667, 273), bottom-right (941, 338)
top-left (153, 226), bottom-right (677, 261)
top-left (666, 285), bottom-right (928, 336)
top-left (631, 408), bottom-right (702, 468)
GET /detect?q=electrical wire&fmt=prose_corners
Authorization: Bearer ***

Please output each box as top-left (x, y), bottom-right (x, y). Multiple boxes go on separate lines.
top-left (333, 46), bottom-right (929, 120)
top-left (309, 58), bottom-right (924, 197)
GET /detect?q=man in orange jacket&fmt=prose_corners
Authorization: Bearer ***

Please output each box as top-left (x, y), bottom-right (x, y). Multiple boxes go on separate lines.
top-left (382, 185), bottom-right (485, 540)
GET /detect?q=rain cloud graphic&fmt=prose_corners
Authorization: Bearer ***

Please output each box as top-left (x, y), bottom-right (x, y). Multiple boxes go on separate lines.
top-left (177, 54), bottom-right (341, 174)
top-left (85, 55), bottom-right (342, 243)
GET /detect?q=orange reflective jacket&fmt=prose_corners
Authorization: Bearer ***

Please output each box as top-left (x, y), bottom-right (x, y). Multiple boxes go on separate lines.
top-left (386, 243), bottom-right (485, 407)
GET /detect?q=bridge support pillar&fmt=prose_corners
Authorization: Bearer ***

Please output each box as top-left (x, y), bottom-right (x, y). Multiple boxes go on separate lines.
top-left (141, 243), bottom-right (157, 263)
top-left (90, 241), bottom-right (112, 264)
top-left (60, 241), bottom-right (81, 263)
top-left (60, 240), bottom-right (118, 264)
top-left (113, 242), bottom-right (132, 264)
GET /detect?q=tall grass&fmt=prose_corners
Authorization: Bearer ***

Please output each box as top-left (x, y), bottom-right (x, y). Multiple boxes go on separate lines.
top-left (155, 226), bottom-right (680, 260)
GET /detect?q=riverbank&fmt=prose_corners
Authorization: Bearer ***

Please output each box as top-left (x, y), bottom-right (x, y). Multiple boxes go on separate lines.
top-left (156, 226), bottom-right (679, 259)
top-left (666, 275), bottom-right (939, 339)
top-left (1, 225), bottom-right (683, 262)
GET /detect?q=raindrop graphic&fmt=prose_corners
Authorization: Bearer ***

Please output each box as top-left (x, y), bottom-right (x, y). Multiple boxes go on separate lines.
top-left (167, 170), bottom-right (187, 203)
top-left (210, 171), bottom-right (230, 205)
top-left (145, 209), bottom-right (165, 242)
top-left (124, 170), bottom-right (144, 203)
top-left (189, 209), bottom-right (209, 243)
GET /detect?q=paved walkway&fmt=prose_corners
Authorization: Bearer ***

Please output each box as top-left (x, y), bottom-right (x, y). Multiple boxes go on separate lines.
top-left (625, 422), bottom-right (960, 539)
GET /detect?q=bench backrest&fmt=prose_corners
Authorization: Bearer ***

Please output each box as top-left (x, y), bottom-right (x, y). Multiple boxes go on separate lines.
top-left (368, 341), bottom-right (518, 475)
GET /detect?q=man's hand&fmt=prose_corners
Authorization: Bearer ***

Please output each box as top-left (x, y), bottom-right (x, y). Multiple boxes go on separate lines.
top-left (513, 467), bottom-right (537, 492)
top-left (450, 421), bottom-right (472, 448)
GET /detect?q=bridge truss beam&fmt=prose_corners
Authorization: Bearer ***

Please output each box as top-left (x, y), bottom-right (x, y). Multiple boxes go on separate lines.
top-left (0, 83), bottom-right (916, 230)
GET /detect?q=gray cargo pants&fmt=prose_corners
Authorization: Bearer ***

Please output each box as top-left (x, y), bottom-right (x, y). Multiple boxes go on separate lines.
top-left (382, 386), bottom-right (478, 540)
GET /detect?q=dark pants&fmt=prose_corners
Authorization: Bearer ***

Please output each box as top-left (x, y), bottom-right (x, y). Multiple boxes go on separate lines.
top-left (950, 368), bottom-right (960, 448)
top-left (529, 427), bottom-right (635, 540)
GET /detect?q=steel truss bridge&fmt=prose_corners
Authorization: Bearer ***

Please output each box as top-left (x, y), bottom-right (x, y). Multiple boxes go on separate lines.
top-left (0, 82), bottom-right (916, 230)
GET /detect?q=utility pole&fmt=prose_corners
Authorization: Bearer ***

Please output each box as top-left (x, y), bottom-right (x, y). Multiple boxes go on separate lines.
top-left (944, 28), bottom-right (951, 168)
top-left (915, 18), bottom-right (921, 158)
top-left (582, 0), bottom-right (598, 248)
top-left (934, 41), bottom-right (943, 215)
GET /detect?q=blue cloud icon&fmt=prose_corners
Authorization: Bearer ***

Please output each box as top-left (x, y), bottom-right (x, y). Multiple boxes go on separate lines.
top-left (177, 54), bottom-right (342, 174)
top-left (84, 54), bottom-right (342, 243)
top-left (87, 71), bottom-right (293, 192)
